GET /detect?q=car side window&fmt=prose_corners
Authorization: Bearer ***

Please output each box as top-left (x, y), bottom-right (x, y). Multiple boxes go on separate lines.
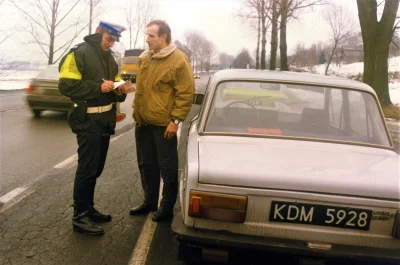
top-left (197, 76), bottom-right (213, 128)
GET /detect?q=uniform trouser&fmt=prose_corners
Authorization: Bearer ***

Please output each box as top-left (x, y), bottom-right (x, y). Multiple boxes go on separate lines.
top-left (73, 134), bottom-right (110, 214)
top-left (135, 125), bottom-right (178, 210)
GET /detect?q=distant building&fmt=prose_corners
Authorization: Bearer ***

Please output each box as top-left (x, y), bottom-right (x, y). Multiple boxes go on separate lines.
top-left (341, 45), bottom-right (364, 64)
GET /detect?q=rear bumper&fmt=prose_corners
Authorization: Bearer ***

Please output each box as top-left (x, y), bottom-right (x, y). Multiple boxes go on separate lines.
top-left (26, 95), bottom-right (72, 111)
top-left (172, 213), bottom-right (400, 263)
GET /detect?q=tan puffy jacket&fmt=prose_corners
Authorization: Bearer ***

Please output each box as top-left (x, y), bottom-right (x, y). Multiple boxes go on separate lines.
top-left (132, 44), bottom-right (195, 126)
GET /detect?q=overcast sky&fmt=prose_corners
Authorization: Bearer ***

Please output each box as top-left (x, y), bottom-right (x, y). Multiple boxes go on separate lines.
top-left (0, 0), bottom-right (359, 64)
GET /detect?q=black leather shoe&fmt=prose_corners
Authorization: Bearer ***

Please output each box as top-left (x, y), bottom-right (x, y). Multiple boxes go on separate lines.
top-left (87, 206), bottom-right (112, 222)
top-left (72, 211), bottom-right (104, 236)
top-left (129, 203), bottom-right (158, 215)
top-left (152, 208), bottom-right (173, 222)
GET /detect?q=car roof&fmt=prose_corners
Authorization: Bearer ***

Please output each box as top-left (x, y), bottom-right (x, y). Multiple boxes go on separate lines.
top-left (211, 69), bottom-right (375, 94)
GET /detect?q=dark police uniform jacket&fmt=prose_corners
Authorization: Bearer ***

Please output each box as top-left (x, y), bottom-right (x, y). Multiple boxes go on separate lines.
top-left (58, 33), bottom-right (126, 136)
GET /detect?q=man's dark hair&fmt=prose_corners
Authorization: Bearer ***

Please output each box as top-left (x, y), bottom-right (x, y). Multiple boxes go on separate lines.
top-left (147, 20), bottom-right (171, 44)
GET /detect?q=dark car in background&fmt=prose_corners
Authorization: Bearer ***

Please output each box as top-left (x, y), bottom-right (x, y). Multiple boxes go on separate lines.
top-left (25, 64), bottom-right (72, 117)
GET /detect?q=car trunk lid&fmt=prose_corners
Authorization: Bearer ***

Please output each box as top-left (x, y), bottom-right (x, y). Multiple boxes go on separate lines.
top-left (198, 136), bottom-right (399, 200)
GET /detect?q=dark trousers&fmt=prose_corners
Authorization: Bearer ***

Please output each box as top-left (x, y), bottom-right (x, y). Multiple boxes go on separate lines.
top-left (73, 134), bottom-right (110, 213)
top-left (135, 125), bottom-right (178, 210)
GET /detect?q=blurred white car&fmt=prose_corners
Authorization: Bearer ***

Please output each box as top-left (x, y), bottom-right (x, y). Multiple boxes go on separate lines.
top-left (25, 65), bottom-right (72, 117)
top-left (172, 69), bottom-right (400, 264)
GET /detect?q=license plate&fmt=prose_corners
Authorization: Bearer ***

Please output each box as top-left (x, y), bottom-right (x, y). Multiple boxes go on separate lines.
top-left (269, 201), bottom-right (372, 231)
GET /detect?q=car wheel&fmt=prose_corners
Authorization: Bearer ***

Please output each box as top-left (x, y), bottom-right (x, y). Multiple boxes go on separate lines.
top-left (32, 109), bottom-right (42, 117)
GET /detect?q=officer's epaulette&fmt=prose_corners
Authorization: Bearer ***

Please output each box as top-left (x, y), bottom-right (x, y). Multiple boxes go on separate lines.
top-left (70, 42), bottom-right (84, 52)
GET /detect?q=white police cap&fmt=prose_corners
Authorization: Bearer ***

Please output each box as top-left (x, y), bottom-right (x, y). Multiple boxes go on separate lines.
top-left (98, 21), bottom-right (126, 42)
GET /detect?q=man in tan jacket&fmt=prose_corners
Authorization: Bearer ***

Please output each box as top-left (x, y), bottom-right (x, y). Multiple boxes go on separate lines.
top-left (129, 20), bottom-right (194, 222)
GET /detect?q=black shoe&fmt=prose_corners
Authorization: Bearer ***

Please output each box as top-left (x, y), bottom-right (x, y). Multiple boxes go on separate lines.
top-left (129, 203), bottom-right (158, 215)
top-left (72, 211), bottom-right (104, 236)
top-left (87, 206), bottom-right (112, 222)
top-left (152, 208), bottom-right (173, 222)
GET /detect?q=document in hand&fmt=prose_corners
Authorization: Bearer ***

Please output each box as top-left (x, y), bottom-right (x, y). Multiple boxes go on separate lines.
top-left (113, 80), bottom-right (126, 88)
top-left (114, 80), bottom-right (136, 93)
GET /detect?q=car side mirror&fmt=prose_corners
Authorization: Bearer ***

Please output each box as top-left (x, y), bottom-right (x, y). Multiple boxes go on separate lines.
top-left (193, 93), bottom-right (204, 105)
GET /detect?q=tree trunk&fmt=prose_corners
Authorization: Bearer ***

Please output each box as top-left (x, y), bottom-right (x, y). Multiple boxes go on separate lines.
top-left (89, 0), bottom-right (93, 35)
top-left (260, 0), bottom-right (267, 70)
top-left (269, 0), bottom-right (278, 70)
top-left (325, 42), bottom-right (338, 75)
top-left (48, 1), bottom-right (56, 65)
top-left (279, 0), bottom-right (289, 71)
top-left (357, 0), bottom-right (399, 105)
top-left (256, 11), bottom-right (261, 69)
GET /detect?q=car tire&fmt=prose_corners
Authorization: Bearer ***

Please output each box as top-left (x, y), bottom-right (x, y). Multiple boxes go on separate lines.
top-left (32, 109), bottom-right (42, 117)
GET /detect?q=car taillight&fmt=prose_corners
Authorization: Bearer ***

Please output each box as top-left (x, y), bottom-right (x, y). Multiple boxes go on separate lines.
top-left (188, 190), bottom-right (247, 223)
top-left (26, 85), bottom-right (35, 92)
top-left (392, 210), bottom-right (400, 239)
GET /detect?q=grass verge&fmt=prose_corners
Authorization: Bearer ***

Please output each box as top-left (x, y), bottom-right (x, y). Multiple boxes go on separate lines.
top-left (383, 105), bottom-right (400, 121)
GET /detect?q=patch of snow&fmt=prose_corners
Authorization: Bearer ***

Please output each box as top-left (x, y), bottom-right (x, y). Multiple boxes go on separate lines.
top-left (0, 80), bottom-right (31, 90)
top-left (313, 56), bottom-right (400, 106)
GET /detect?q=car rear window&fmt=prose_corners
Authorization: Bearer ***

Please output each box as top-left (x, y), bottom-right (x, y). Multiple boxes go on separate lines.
top-left (204, 81), bottom-right (391, 148)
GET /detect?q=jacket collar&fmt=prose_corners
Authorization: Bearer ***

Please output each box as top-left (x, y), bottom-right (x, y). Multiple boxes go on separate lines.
top-left (84, 33), bottom-right (112, 54)
top-left (140, 43), bottom-right (177, 60)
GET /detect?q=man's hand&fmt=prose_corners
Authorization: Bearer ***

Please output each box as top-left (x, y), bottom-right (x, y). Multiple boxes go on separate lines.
top-left (101, 80), bottom-right (115, 93)
top-left (116, 82), bottom-right (136, 94)
top-left (164, 121), bottom-right (179, 140)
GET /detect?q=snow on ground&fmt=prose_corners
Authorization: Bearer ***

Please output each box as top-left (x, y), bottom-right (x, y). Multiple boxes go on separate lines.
top-left (312, 56), bottom-right (400, 105)
top-left (1, 57), bottom-right (399, 105)
top-left (0, 70), bottom-right (41, 91)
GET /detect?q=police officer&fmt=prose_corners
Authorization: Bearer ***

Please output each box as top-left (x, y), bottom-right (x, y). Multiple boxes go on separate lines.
top-left (58, 21), bottom-right (132, 235)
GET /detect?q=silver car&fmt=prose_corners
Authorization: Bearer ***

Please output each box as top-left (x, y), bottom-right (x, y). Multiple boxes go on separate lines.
top-left (172, 69), bottom-right (400, 264)
top-left (25, 64), bottom-right (72, 117)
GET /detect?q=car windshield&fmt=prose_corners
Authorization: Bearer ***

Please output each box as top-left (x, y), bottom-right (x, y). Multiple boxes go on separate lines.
top-left (36, 65), bottom-right (59, 79)
top-left (123, 57), bottom-right (138, 64)
top-left (204, 81), bottom-right (391, 147)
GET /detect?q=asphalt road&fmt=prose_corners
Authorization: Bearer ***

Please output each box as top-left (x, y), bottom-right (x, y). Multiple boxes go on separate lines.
top-left (0, 90), bottom-right (135, 197)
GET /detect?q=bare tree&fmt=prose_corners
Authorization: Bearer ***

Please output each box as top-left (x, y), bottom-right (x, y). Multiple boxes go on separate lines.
top-left (219, 52), bottom-right (235, 69)
top-left (237, 0), bottom-right (271, 70)
top-left (11, 0), bottom-right (87, 65)
top-left (269, 0), bottom-right (280, 70)
top-left (198, 39), bottom-right (215, 73)
top-left (232, 48), bottom-right (253, 68)
top-left (279, 0), bottom-right (326, 71)
top-left (184, 30), bottom-right (205, 72)
top-left (324, 4), bottom-right (354, 75)
top-left (357, 0), bottom-right (400, 105)
top-left (85, 0), bottom-right (101, 35)
top-left (237, 0), bottom-right (261, 69)
top-left (125, 0), bottom-right (154, 49)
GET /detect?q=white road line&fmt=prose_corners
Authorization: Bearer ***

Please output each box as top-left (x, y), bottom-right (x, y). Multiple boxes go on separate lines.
top-left (128, 123), bottom-right (183, 265)
top-left (53, 132), bottom-right (128, 169)
top-left (1, 129), bottom-right (130, 213)
top-left (111, 131), bottom-right (128, 142)
top-left (54, 154), bottom-right (78, 169)
top-left (0, 189), bottom-right (35, 213)
top-left (128, 181), bottom-right (164, 265)
top-left (0, 187), bottom-right (27, 204)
